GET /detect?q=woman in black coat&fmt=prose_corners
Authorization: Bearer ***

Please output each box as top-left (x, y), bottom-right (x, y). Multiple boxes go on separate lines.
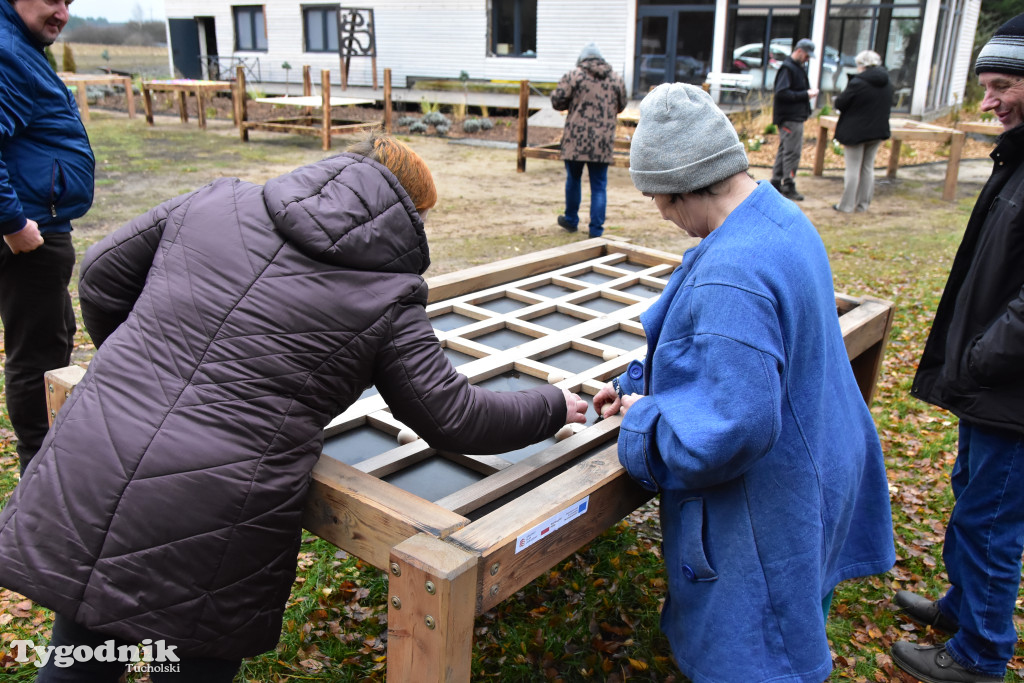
top-left (833, 50), bottom-right (893, 212)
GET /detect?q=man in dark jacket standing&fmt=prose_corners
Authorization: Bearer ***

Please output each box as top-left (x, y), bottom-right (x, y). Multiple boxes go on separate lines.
top-left (770, 38), bottom-right (818, 201)
top-left (551, 43), bottom-right (627, 237)
top-left (889, 13), bottom-right (1024, 683)
top-left (0, 0), bottom-right (95, 473)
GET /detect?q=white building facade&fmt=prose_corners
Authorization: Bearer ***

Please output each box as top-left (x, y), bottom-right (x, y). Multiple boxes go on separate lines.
top-left (162, 0), bottom-right (981, 117)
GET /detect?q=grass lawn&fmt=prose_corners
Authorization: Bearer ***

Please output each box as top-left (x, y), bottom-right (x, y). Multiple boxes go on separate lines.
top-left (0, 111), bottom-right (1020, 682)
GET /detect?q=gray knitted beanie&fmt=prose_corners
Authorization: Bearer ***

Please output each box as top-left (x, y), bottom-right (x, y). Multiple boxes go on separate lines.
top-left (578, 42), bottom-right (604, 63)
top-left (976, 13), bottom-right (1024, 77)
top-left (629, 83), bottom-right (749, 195)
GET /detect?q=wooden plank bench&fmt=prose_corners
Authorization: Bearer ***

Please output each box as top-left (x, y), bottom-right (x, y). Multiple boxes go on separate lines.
top-left (45, 238), bottom-right (894, 682)
top-left (812, 114), bottom-right (967, 201)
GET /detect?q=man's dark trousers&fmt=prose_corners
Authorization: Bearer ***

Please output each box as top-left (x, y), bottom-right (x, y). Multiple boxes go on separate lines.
top-left (771, 120), bottom-right (805, 191)
top-left (0, 233), bottom-right (76, 473)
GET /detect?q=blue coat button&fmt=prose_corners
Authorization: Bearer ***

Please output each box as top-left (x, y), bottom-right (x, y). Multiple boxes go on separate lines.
top-left (628, 364), bottom-right (643, 380)
top-left (682, 565), bottom-right (696, 580)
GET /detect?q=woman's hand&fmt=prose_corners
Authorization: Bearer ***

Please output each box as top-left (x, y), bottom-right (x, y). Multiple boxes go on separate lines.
top-left (593, 382), bottom-right (642, 419)
top-left (563, 389), bottom-right (588, 424)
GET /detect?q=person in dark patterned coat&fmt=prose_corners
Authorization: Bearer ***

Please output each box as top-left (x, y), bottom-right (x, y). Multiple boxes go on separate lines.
top-left (551, 42), bottom-right (627, 238)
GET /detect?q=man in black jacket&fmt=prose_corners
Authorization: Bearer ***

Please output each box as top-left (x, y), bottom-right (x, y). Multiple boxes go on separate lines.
top-left (770, 39), bottom-right (818, 201)
top-left (889, 13), bottom-right (1024, 683)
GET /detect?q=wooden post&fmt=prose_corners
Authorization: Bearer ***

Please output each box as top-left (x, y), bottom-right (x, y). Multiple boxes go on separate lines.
top-left (812, 122), bottom-right (828, 175)
top-left (516, 80), bottom-right (529, 173)
top-left (45, 366), bottom-right (86, 426)
top-left (384, 68), bottom-right (393, 133)
top-left (302, 65), bottom-right (313, 119)
top-left (176, 91), bottom-right (188, 123)
top-left (73, 84), bottom-right (90, 123)
top-left (235, 66), bottom-right (248, 142)
top-left (943, 130), bottom-right (965, 201)
top-left (886, 138), bottom-right (902, 180)
top-left (372, 55), bottom-right (378, 90)
top-left (340, 55), bottom-right (349, 91)
top-left (123, 76), bottom-right (136, 119)
top-left (387, 534), bottom-right (478, 683)
top-left (321, 69), bottom-right (331, 151)
top-left (196, 88), bottom-right (207, 130)
top-left (142, 83), bottom-right (154, 126)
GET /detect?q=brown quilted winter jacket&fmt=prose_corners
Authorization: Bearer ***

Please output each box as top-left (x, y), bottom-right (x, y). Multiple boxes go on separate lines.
top-left (0, 154), bottom-right (565, 659)
top-left (551, 57), bottom-right (627, 164)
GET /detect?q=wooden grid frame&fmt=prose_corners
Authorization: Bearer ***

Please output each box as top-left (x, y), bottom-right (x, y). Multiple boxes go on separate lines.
top-left (45, 239), bottom-right (894, 682)
top-left (58, 73), bottom-right (136, 123)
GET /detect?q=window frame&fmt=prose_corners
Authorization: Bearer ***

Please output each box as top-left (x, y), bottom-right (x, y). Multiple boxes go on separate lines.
top-left (490, 0), bottom-right (537, 58)
top-left (233, 5), bottom-right (268, 52)
top-left (303, 5), bottom-right (340, 53)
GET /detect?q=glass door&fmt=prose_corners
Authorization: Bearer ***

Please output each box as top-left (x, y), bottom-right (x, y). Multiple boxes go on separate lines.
top-left (634, 5), bottom-right (715, 94)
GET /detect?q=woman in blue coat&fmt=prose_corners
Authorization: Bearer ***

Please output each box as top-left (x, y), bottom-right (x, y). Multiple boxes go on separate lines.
top-left (594, 83), bottom-right (895, 683)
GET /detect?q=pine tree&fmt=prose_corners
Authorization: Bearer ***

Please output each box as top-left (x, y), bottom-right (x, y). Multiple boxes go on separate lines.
top-left (43, 46), bottom-right (57, 72)
top-left (61, 43), bottom-right (76, 73)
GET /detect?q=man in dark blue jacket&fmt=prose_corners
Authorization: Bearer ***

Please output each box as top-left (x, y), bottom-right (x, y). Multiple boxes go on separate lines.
top-left (770, 39), bottom-right (818, 201)
top-left (889, 13), bottom-right (1024, 683)
top-left (0, 0), bottom-right (95, 473)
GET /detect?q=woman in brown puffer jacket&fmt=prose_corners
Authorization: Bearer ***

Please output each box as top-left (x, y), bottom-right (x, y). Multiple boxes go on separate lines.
top-left (0, 134), bottom-right (587, 682)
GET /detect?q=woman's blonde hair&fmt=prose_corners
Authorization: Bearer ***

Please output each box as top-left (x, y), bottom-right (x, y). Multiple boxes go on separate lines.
top-left (347, 133), bottom-right (437, 212)
top-left (855, 50), bottom-right (882, 68)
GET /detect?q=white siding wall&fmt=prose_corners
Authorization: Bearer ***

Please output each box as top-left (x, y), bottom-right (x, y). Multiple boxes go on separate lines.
top-left (949, 0), bottom-right (981, 107)
top-left (163, 0), bottom-right (631, 89)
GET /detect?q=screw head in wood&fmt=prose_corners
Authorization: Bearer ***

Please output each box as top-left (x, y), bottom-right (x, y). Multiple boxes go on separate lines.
top-left (490, 562), bottom-right (500, 576)
top-left (391, 596), bottom-right (401, 609)
top-left (390, 562), bottom-right (401, 576)
top-left (425, 580), bottom-right (435, 594)
top-left (425, 615), bottom-right (436, 630)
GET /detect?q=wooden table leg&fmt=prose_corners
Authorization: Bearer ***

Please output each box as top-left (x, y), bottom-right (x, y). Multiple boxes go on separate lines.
top-left (73, 85), bottom-right (90, 123)
top-left (321, 69), bottom-right (331, 151)
top-left (177, 91), bottom-right (188, 123)
top-left (943, 131), bottom-right (965, 201)
top-left (123, 77), bottom-right (136, 119)
top-left (197, 89), bottom-right (207, 130)
top-left (142, 87), bottom-right (154, 126)
top-left (812, 124), bottom-right (827, 175)
top-left (887, 138), bottom-right (902, 180)
top-left (387, 534), bottom-right (477, 683)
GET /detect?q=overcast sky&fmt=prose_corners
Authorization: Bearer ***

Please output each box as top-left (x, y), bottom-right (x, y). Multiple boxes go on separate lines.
top-left (71, 0), bottom-right (166, 24)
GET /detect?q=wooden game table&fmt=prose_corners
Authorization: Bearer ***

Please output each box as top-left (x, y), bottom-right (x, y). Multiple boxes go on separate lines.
top-left (141, 78), bottom-right (233, 130)
top-left (58, 73), bottom-right (135, 123)
top-left (45, 239), bottom-right (894, 682)
top-left (812, 115), bottom-right (966, 200)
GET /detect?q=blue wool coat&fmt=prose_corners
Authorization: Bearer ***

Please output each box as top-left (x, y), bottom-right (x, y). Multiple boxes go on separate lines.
top-left (616, 181), bottom-right (895, 683)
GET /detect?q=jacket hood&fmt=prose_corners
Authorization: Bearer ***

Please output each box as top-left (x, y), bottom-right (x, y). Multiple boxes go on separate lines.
top-left (263, 154), bottom-right (430, 275)
top-left (855, 65), bottom-right (890, 88)
top-left (580, 57), bottom-right (612, 79)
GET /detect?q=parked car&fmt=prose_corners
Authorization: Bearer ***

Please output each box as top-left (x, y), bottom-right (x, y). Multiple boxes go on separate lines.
top-left (731, 40), bottom-right (851, 90)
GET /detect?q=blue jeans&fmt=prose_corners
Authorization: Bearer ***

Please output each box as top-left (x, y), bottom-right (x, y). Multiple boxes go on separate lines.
top-left (563, 160), bottom-right (608, 237)
top-left (937, 421), bottom-right (1024, 677)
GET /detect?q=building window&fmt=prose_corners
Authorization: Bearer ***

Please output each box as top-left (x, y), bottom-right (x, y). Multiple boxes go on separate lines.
top-left (491, 0), bottom-right (537, 57)
top-left (234, 6), bottom-right (267, 52)
top-left (305, 6), bottom-right (339, 53)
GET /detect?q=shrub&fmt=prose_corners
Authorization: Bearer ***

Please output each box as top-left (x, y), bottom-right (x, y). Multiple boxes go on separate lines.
top-left (764, 123), bottom-right (778, 135)
top-left (479, 118), bottom-right (494, 130)
top-left (462, 119), bottom-right (482, 133)
top-left (435, 124), bottom-right (450, 136)
top-left (422, 111), bottom-right (449, 127)
top-left (409, 121), bottom-right (428, 134)
top-left (396, 116), bottom-right (419, 127)
top-left (43, 46), bottom-right (57, 71)
top-left (61, 43), bottom-right (77, 73)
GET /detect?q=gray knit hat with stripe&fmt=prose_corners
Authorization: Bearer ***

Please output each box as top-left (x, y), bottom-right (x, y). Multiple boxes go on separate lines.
top-left (629, 83), bottom-right (748, 195)
top-left (976, 13), bottom-right (1024, 77)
